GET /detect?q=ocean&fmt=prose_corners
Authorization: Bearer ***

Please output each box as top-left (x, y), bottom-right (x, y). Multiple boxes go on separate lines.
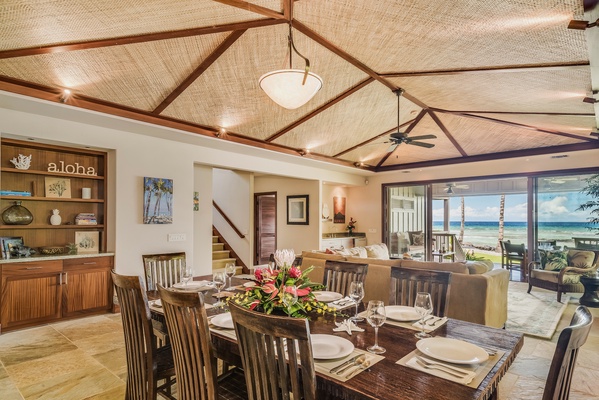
top-left (432, 221), bottom-right (597, 248)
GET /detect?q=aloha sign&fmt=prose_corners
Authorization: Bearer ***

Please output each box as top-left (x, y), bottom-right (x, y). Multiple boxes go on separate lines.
top-left (47, 161), bottom-right (97, 176)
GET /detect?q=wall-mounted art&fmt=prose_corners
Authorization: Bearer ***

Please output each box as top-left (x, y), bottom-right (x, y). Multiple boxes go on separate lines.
top-left (143, 177), bottom-right (173, 224)
top-left (45, 177), bottom-right (71, 198)
top-left (193, 191), bottom-right (199, 211)
top-left (75, 231), bottom-right (99, 254)
top-left (287, 195), bottom-right (309, 225)
top-left (333, 196), bottom-right (346, 224)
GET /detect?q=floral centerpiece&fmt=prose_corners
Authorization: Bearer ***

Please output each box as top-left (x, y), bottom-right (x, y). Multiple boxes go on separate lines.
top-left (347, 218), bottom-right (357, 233)
top-left (228, 249), bottom-right (337, 317)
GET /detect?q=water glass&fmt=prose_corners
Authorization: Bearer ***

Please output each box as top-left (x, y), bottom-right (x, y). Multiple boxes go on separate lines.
top-left (349, 281), bottom-right (365, 322)
top-left (281, 285), bottom-right (298, 316)
top-left (366, 300), bottom-right (386, 354)
top-left (181, 266), bottom-right (193, 287)
top-left (414, 292), bottom-right (433, 339)
top-left (225, 263), bottom-right (236, 290)
top-left (213, 271), bottom-right (227, 308)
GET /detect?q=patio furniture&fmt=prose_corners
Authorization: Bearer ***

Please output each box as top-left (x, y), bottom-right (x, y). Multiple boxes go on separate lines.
top-left (389, 267), bottom-right (452, 317)
top-left (542, 305), bottom-right (593, 400)
top-left (142, 252), bottom-right (187, 291)
top-left (573, 237), bottom-right (599, 250)
top-left (111, 271), bottom-right (176, 400)
top-left (323, 260), bottom-right (368, 297)
top-left (579, 275), bottom-right (599, 308)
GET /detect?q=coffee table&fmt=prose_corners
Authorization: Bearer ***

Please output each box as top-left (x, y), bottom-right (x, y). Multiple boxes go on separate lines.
top-left (579, 275), bottom-right (599, 308)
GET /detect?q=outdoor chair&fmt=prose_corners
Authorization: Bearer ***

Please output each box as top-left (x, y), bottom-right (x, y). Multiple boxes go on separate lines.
top-left (500, 240), bottom-right (526, 272)
top-left (111, 271), bottom-right (176, 400)
top-left (542, 305), bottom-right (593, 400)
top-left (389, 267), bottom-right (452, 317)
top-left (229, 302), bottom-right (316, 400)
top-left (323, 260), bottom-right (369, 297)
top-left (142, 252), bottom-right (187, 291)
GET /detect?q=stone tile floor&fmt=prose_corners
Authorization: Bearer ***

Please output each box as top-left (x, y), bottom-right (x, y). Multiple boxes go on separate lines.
top-left (0, 290), bottom-right (598, 399)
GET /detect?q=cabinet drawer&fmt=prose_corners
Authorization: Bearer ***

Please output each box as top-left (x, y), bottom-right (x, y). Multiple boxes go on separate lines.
top-left (2, 260), bottom-right (63, 275)
top-left (63, 256), bottom-right (113, 270)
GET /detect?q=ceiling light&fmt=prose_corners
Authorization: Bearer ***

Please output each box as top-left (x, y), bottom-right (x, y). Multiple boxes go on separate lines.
top-left (446, 186), bottom-right (454, 194)
top-left (258, 1), bottom-right (322, 110)
top-left (59, 89), bottom-right (71, 103)
top-left (567, 18), bottom-right (599, 30)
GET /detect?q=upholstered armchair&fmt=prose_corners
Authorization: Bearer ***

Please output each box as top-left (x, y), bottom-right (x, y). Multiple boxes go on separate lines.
top-left (526, 249), bottom-right (599, 302)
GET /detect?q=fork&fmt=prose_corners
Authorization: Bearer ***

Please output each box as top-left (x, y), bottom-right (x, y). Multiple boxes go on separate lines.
top-left (415, 357), bottom-right (469, 378)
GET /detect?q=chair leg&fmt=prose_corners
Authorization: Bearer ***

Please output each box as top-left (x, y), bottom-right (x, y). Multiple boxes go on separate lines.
top-left (557, 291), bottom-right (562, 303)
top-left (527, 283), bottom-right (532, 294)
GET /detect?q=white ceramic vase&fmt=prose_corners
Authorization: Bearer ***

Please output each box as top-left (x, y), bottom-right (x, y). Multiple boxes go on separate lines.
top-left (50, 209), bottom-right (62, 226)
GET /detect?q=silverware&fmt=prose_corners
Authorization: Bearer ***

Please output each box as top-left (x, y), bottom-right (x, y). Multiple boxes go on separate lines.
top-left (346, 360), bottom-right (370, 379)
top-left (330, 354), bottom-right (365, 374)
top-left (426, 316), bottom-right (441, 326)
top-left (415, 356), bottom-right (469, 378)
top-left (422, 316), bottom-right (435, 324)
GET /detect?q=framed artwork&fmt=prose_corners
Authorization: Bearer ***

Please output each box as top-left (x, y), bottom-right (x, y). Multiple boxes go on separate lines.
top-left (193, 191), bottom-right (199, 211)
top-left (45, 177), bottom-right (71, 198)
top-left (143, 177), bottom-right (173, 224)
top-left (75, 231), bottom-right (99, 254)
top-left (287, 195), bottom-right (309, 225)
top-left (333, 196), bottom-right (346, 224)
top-left (0, 236), bottom-right (23, 259)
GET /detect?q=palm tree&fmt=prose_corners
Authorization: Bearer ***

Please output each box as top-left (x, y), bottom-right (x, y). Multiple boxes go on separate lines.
top-left (498, 194), bottom-right (505, 251)
top-left (577, 174), bottom-right (599, 234)
top-left (459, 196), bottom-right (465, 243)
top-left (143, 178), bottom-right (155, 222)
top-left (152, 178), bottom-right (166, 220)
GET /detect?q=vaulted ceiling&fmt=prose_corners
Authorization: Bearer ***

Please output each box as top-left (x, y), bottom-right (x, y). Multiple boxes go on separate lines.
top-left (1, 0), bottom-right (598, 171)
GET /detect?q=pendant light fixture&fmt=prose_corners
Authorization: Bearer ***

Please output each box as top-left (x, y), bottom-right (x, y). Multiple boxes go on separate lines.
top-left (259, 0), bottom-right (323, 109)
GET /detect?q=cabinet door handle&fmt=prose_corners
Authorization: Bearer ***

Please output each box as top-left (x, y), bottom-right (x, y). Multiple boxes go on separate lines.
top-left (63, 272), bottom-right (68, 285)
top-left (83, 262), bottom-right (97, 265)
top-left (25, 266), bottom-right (43, 270)
top-left (59, 272), bottom-right (62, 285)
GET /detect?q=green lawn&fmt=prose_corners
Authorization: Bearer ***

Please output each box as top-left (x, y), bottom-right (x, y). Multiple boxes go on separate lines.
top-left (466, 251), bottom-right (502, 264)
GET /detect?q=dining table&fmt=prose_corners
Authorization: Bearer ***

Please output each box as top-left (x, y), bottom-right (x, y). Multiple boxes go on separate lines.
top-left (148, 275), bottom-right (524, 400)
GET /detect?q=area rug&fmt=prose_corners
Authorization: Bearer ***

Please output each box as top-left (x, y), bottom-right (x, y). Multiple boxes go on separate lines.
top-left (505, 282), bottom-right (570, 339)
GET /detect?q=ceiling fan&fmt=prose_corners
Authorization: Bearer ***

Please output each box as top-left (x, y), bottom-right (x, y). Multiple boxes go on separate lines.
top-left (444, 183), bottom-right (469, 194)
top-left (385, 88), bottom-right (437, 153)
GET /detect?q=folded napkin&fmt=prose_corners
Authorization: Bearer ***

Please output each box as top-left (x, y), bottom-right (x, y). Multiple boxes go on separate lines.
top-left (406, 355), bottom-right (476, 385)
top-left (333, 319), bottom-right (364, 335)
top-left (412, 316), bottom-right (448, 332)
top-left (330, 297), bottom-right (355, 309)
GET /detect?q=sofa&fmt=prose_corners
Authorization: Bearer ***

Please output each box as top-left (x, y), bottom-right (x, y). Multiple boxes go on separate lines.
top-left (301, 246), bottom-right (509, 328)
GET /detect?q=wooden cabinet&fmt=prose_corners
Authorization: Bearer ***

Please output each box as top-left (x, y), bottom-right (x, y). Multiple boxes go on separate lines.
top-left (62, 256), bottom-right (113, 317)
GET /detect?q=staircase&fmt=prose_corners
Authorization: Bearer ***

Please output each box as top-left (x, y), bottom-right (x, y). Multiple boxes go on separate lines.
top-left (212, 227), bottom-right (246, 273)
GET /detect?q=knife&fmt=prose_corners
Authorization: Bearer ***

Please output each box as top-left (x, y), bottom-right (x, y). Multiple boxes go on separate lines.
top-left (329, 354), bottom-right (362, 373)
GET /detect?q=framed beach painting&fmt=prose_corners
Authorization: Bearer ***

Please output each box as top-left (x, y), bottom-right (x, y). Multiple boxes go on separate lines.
top-left (287, 195), bottom-right (309, 225)
top-left (143, 177), bottom-right (173, 224)
top-left (75, 231), bottom-right (99, 254)
top-left (45, 177), bottom-right (71, 198)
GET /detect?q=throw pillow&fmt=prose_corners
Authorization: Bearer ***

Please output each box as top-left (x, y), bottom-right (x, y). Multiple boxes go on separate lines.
top-left (365, 243), bottom-right (390, 260)
top-left (412, 233), bottom-right (424, 246)
top-left (348, 246), bottom-right (367, 258)
top-left (407, 231), bottom-right (422, 245)
top-left (567, 250), bottom-right (595, 269)
top-left (542, 250), bottom-right (568, 271)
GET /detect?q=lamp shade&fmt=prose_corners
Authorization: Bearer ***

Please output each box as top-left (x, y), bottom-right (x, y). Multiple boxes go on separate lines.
top-left (259, 69), bottom-right (323, 110)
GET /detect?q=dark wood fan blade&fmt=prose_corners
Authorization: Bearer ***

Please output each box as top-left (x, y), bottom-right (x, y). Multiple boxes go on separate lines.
top-left (386, 143), bottom-right (399, 153)
top-left (408, 141), bottom-right (435, 148)
top-left (408, 134), bottom-right (437, 140)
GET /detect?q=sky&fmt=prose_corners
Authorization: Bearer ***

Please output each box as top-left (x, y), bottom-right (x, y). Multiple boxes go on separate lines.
top-left (432, 192), bottom-right (592, 222)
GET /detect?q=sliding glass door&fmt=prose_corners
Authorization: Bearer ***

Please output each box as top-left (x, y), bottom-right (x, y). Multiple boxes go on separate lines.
top-left (384, 185), bottom-right (428, 259)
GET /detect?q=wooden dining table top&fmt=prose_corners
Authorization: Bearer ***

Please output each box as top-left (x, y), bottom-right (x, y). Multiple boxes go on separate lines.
top-left (149, 275), bottom-right (524, 400)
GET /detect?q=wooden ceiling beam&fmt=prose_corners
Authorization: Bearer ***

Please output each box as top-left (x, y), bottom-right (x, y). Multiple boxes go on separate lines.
top-left (211, 0), bottom-right (286, 20)
top-left (153, 30), bottom-right (246, 114)
top-left (375, 110), bottom-right (428, 168)
top-left (428, 110), bottom-right (468, 157)
top-left (0, 19), bottom-right (285, 59)
top-left (265, 77), bottom-right (374, 142)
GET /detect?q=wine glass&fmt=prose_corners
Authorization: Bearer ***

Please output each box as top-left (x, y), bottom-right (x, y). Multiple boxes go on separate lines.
top-left (225, 263), bottom-right (236, 290)
top-left (414, 292), bottom-right (433, 339)
top-left (213, 271), bottom-right (227, 308)
top-left (366, 300), bottom-right (386, 354)
top-left (181, 266), bottom-right (193, 287)
top-left (281, 285), bottom-right (298, 316)
top-left (349, 281), bottom-right (365, 322)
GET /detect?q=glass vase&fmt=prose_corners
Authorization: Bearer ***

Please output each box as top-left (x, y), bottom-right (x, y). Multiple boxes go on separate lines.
top-left (2, 201), bottom-right (33, 225)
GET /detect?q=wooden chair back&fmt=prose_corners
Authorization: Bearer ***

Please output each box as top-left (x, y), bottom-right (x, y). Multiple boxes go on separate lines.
top-left (389, 267), bottom-right (451, 317)
top-left (323, 260), bottom-right (369, 297)
top-left (157, 286), bottom-right (219, 400)
top-left (142, 252), bottom-right (186, 291)
top-left (111, 271), bottom-right (175, 400)
top-left (229, 302), bottom-right (316, 400)
top-left (543, 305), bottom-right (593, 400)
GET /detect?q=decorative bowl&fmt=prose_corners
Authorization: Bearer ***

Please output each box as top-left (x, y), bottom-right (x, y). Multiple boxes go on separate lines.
top-left (39, 246), bottom-right (65, 255)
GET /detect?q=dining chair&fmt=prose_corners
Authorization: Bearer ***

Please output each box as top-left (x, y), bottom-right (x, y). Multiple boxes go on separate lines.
top-left (156, 285), bottom-right (247, 400)
top-left (323, 260), bottom-right (369, 297)
top-left (389, 267), bottom-right (452, 317)
top-left (503, 241), bottom-right (526, 272)
top-left (543, 305), bottom-right (593, 400)
top-left (228, 302), bottom-right (317, 400)
top-left (111, 271), bottom-right (176, 400)
top-left (142, 252), bottom-right (187, 291)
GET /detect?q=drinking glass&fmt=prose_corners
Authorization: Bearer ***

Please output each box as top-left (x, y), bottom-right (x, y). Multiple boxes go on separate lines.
top-left (281, 285), bottom-right (298, 316)
top-left (181, 266), bottom-right (193, 287)
top-left (349, 281), bottom-right (365, 322)
top-left (414, 292), bottom-right (433, 339)
top-left (213, 271), bottom-right (227, 308)
top-left (366, 300), bottom-right (386, 354)
top-left (225, 263), bottom-right (236, 290)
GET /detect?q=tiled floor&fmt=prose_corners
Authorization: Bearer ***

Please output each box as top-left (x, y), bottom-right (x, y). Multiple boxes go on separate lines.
top-left (0, 289), bottom-right (598, 400)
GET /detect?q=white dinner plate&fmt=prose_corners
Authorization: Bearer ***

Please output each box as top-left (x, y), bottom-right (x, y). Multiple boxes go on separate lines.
top-left (313, 291), bottom-right (343, 303)
top-left (385, 305), bottom-right (421, 322)
top-left (416, 337), bottom-right (489, 365)
top-left (211, 313), bottom-right (234, 329)
top-left (309, 334), bottom-right (354, 360)
top-left (172, 280), bottom-right (213, 290)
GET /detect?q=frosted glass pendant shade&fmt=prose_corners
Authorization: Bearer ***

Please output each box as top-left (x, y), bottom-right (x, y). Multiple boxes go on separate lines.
top-left (259, 69), bottom-right (323, 110)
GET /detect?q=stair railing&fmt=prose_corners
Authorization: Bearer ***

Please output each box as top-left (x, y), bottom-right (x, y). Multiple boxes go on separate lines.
top-left (213, 201), bottom-right (245, 239)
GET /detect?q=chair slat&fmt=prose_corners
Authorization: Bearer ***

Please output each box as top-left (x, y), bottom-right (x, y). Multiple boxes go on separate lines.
top-left (389, 267), bottom-right (451, 317)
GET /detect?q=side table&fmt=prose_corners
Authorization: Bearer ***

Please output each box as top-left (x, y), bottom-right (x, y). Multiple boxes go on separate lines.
top-left (579, 275), bottom-right (599, 308)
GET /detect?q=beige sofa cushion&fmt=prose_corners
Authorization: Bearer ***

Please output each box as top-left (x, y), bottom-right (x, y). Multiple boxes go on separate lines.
top-left (364, 243), bottom-right (390, 259)
top-left (399, 260), bottom-right (470, 275)
top-left (466, 260), bottom-right (494, 274)
top-left (568, 250), bottom-right (596, 269)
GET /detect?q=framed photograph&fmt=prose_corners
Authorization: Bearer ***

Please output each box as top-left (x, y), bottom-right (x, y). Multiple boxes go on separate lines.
top-left (287, 195), bottom-right (309, 225)
top-left (45, 177), bottom-right (72, 198)
top-left (333, 196), bottom-right (346, 224)
top-left (75, 231), bottom-right (99, 254)
top-left (1, 236), bottom-right (24, 259)
top-left (143, 177), bottom-right (173, 224)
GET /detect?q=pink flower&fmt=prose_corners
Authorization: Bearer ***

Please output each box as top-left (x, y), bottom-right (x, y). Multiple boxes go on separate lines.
top-left (254, 269), bottom-right (263, 281)
top-left (261, 283), bottom-right (279, 300)
top-left (288, 266), bottom-right (301, 279)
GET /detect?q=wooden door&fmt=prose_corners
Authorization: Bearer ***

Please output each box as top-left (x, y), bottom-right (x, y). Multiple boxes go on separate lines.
top-left (255, 192), bottom-right (276, 264)
top-left (62, 256), bottom-right (113, 317)
top-left (1, 260), bottom-right (63, 331)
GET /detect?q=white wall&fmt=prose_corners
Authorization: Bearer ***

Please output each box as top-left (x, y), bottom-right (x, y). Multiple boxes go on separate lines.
top-left (193, 164), bottom-right (213, 276)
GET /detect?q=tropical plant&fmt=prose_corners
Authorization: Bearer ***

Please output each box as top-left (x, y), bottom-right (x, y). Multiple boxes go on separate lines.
top-left (577, 174), bottom-right (599, 234)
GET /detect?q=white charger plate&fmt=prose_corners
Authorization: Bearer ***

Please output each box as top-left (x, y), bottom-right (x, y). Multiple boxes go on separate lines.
top-left (211, 313), bottom-right (234, 329)
top-left (416, 337), bottom-right (489, 364)
top-left (313, 291), bottom-right (343, 302)
top-left (385, 305), bottom-right (421, 321)
top-left (310, 334), bottom-right (354, 360)
top-left (173, 280), bottom-right (213, 290)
